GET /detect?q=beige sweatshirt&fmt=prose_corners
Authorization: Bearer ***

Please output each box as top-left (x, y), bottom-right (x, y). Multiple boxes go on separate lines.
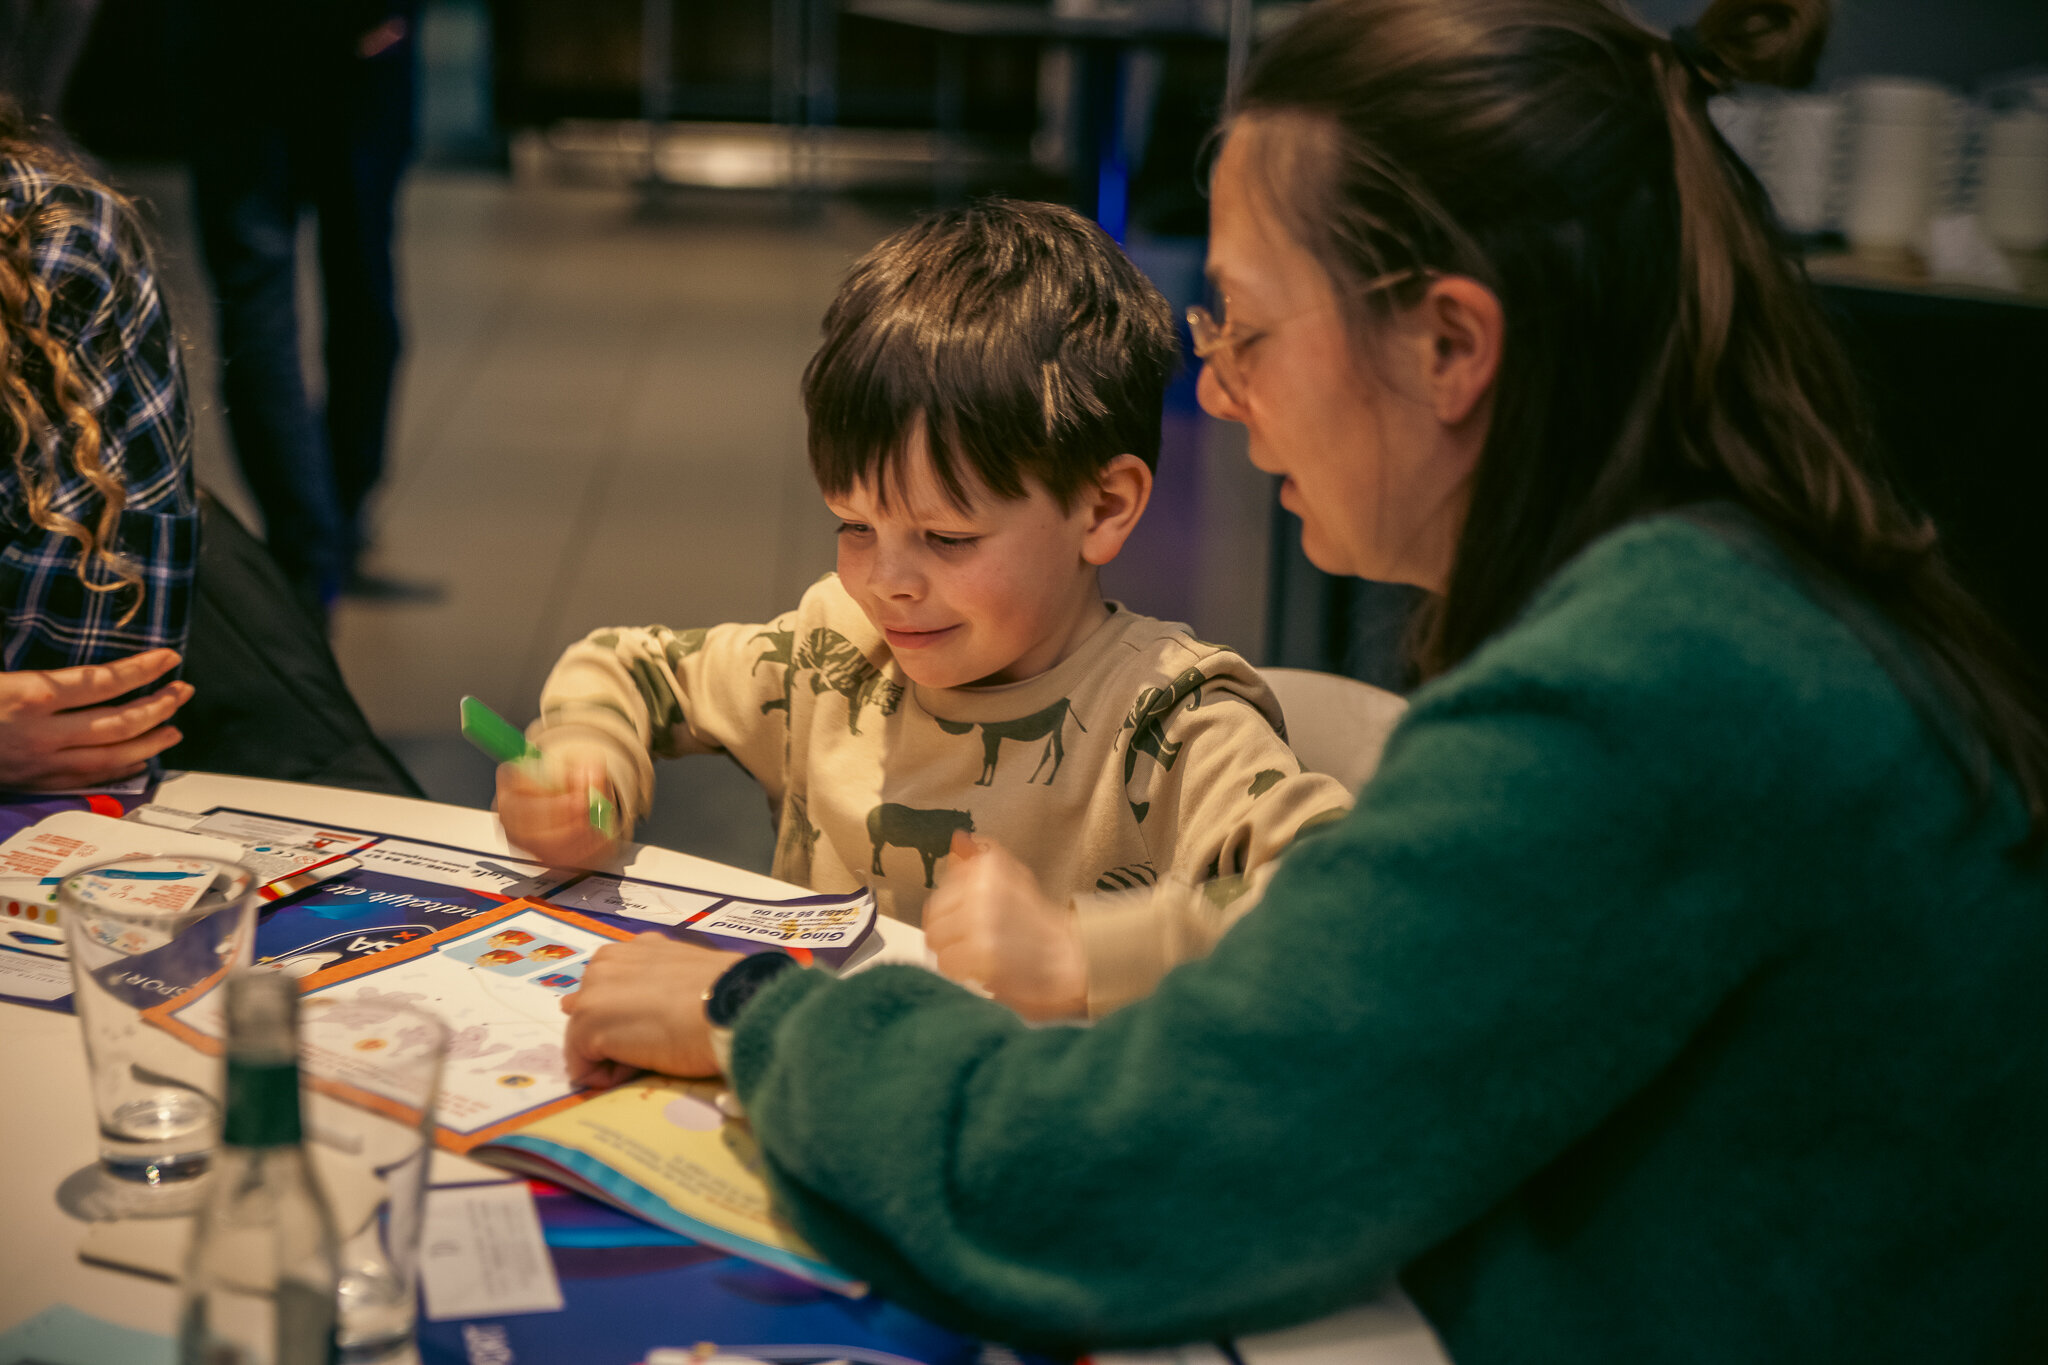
top-left (530, 575), bottom-right (1350, 1013)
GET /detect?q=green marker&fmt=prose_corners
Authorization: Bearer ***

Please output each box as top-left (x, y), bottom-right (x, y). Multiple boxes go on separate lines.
top-left (460, 695), bottom-right (617, 837)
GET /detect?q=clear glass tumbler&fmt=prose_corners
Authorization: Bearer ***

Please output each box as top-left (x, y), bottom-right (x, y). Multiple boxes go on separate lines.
top-left (59, 855), bottom-right (260, 1185)
top-left (299, 994), bottom-right (451, 1363)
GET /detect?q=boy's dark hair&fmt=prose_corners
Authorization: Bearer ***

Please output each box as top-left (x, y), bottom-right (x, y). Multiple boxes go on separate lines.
top-left (802, 199), bottom-right (1178, 511)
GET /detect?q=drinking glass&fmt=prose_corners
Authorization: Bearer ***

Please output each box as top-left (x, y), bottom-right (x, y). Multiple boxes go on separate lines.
top-left (299, 995), bottom-right (451, 1363)
top-left (59, 856), bottom-right (260, 1184)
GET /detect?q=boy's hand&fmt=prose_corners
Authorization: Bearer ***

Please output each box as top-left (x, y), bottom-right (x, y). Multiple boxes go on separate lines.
top-left (924, 832), bottom-right (1088, 1021)
top-left (0, 649), bottom-right (192, 790)
top-left (494, 754), bottom-right (620, 867)
top-left (560, 932), bottom-right (740, 1084)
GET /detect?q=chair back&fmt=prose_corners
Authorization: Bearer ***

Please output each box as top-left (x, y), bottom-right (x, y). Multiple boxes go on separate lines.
top-left (1258, 667), bottom-right (1407, 794)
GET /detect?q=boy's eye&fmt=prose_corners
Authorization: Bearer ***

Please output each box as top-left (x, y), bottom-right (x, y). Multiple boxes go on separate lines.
top-left (927, 533), bottom-right (979, 551)
top-left (835, 522), bottom-right (872, 537)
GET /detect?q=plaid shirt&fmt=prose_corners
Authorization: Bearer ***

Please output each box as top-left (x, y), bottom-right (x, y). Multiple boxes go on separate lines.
top-left (0, 158), bottom-right (197, 673)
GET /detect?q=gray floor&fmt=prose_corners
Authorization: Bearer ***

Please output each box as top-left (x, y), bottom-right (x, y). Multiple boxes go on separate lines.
top-left (120, 168), bottom-right (1269, 874)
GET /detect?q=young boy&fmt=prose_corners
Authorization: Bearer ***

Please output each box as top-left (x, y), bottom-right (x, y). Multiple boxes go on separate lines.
top-left (499, 200), bottom-right (1349, 1017)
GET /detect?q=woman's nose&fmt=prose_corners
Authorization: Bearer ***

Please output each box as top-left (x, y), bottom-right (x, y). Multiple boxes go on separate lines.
top-left (1196, 363), bottom-right (1245, 423)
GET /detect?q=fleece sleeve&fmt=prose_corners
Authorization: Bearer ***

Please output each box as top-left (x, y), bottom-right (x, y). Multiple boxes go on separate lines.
top-left (530, 610), bottom-right (798, 825)
top-left (727, 654), bottom-right (1809, 1350)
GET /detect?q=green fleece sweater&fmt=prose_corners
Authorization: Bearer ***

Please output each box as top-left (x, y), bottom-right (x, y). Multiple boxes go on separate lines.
top-left (727, 514), bottom-right (2048, 1361)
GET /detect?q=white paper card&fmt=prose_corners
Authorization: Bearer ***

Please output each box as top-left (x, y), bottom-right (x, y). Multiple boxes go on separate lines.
top-left (546, 875), bottom-right (722, 925)
top-left (351, 839), bottom-right (553, 894)
top-left (420, 1182), bottom-right (564, 1321)
top-left (691, 893), bottom-right (876, 950)
top-left (0, 946), bottom-right (73, 999)
top-left (186, 810), bottom-right (379, 855)
top-left (0, 811), bottom-right (247, 915)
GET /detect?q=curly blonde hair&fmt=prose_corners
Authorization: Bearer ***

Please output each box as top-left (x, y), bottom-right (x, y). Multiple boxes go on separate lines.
top-left (0, 102), bottom-right (144, 622)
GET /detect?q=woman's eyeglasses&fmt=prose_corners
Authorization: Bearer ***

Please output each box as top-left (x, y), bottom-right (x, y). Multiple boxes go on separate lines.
top-left (1187, 268), bottom-right (1427, 408)
top-left (1186, 303), bottom-right (1256, 408)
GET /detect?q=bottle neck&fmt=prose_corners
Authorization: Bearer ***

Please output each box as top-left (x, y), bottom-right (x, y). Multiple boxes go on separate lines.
top-left (223, 1057), bottom-right (304, 1149)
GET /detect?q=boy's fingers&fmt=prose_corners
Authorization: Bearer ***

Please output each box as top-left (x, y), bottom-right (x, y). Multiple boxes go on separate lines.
top-left (949, 829), bottom-right (981, 860)
top-left (42, 650), bottom-right (181, 710)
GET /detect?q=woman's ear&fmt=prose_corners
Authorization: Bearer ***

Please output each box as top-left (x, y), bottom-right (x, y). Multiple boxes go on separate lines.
top-left (1079, 454), bottom-right (1153, 566)
top-left (1419, 276), bottom-right (1503, 428)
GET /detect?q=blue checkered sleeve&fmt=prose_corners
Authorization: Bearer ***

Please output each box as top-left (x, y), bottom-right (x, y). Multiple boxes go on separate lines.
top-left (0, 163), bottom-right (198, 675)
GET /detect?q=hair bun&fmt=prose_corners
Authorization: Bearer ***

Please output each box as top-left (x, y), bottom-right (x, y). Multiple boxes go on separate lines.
top-left (1692, 0), bottom-right (1830, 89)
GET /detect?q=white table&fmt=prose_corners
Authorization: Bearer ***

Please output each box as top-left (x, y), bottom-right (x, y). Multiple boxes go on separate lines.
top-left (0, 772), bottom-right (1446, 1364)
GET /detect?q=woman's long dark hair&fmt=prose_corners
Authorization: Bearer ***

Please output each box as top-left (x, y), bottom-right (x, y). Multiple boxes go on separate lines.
top-left (1235, 0), bottom-right (2048, 844)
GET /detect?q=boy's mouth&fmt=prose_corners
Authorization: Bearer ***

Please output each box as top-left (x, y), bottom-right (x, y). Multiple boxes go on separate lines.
top-left (884, 625), bottom-right (959, 650)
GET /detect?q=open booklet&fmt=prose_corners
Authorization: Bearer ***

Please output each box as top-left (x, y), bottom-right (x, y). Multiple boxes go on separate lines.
top-left (146, 894), bottom-right (868, 1296)
top-left (474, 1074), bottom-right (866, 1296)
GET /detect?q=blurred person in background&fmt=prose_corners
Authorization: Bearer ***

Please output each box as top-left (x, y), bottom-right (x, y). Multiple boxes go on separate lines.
top-left (181, 0), bottom-right (426, 618)
top-left (0, 100), bottom-right (197, 788)
top-left (0, 0), bottom-right (101, 127)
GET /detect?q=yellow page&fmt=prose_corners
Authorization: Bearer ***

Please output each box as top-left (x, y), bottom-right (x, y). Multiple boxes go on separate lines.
top-left (514, 1074), bottom-right (828, 1266)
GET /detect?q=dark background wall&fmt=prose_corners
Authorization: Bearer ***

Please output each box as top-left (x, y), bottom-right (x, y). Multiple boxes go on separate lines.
top-left (1630, 0), bottom-right (2048, 86)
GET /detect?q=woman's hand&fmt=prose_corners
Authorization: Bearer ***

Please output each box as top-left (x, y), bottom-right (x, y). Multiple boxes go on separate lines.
top-left (924, 832), bottom-right (1088, 1021)
top-left (560, 932), bottom-right (741, 1085)
top-left (0, 649), bottom-right (192, 789)
top-left (495, 753), bottom-right (620, 867)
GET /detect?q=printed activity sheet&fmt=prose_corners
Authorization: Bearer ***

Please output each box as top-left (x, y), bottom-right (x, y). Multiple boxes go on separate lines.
top-left (293, 903), bottom-right (627, 1149)
top-left (157, 900), bottom-right (633, 1150)
top-left (1, 802), bottom-right (878, 1011)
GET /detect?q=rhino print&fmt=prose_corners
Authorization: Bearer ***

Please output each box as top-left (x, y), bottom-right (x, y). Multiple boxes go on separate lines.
top-left (933, 697), bottom-right (1086, 785)
top-left (1119, 666), bottom-right (1208, 823)
top-left (867, 803), bottom-right (974, 888)
top-left (795, 628), bottom-right (904, 734)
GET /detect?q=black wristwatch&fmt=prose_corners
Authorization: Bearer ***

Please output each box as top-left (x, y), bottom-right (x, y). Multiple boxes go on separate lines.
top-left (703, 949), bottom-right (799, 1079)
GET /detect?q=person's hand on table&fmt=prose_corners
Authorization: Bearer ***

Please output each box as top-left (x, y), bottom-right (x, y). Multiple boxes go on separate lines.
top-left (924, 831), bottom-right (1088, 1021)
top-left (495, 753), bottom-right (621, 867)
top-left (0, 648), bottom-right (192, 790)
top-left (561, 932), bottom-right (741, 1085)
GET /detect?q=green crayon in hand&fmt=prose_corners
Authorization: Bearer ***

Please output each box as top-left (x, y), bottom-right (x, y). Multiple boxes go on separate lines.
top-left (460, 695), bottom-right (617, 837)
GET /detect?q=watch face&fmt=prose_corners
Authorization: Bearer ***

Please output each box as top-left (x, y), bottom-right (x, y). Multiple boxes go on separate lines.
top-left (707, 950), bottom-right (797, 1028)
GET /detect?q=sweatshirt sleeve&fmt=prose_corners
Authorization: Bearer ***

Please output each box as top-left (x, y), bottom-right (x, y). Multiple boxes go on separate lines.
top-left (1077, 655), bottom-right (1355, 1014)
top-left (724, 586), bottom-right (1837, 1349)
top-left (530, 609), bottom-right (799, 825)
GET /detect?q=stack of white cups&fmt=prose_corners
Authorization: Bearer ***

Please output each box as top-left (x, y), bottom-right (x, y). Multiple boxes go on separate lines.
top-left (1841, 78), bottom-right (1953, 252)
top-left (1978, 107), bottom-right (2048, 251)
top-left (1755, 93), bottom-right (1844, 236)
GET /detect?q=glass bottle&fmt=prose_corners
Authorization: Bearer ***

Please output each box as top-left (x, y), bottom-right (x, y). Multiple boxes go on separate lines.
top-left (179, 970), bottom-right (341, 1365)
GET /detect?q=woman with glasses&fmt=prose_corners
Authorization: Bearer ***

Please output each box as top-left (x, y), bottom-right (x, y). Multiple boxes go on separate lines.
top-left (560, 0), bottom-right (2048, 1358)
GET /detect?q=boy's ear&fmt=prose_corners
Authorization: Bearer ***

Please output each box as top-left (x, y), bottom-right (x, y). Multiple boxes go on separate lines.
top-left (1079, 454), bottom-right (1153, 567)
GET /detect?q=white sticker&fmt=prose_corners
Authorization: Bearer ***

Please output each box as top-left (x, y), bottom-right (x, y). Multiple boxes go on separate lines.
top-left (0, 946), bottom-right (73, 1000)
top-left (352, 839), bottom-right (551, 893)
top-left (547, 875), bottom-right (722, 926)
top-left (690, 893), bottom-right (876, 949)
top-left (187, 810), bottom-right (378, 855)
top-left (420, 1183), bottom-right (564, 1321)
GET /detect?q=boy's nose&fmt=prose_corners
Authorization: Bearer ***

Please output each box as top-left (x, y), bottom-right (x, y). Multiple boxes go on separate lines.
top-left (867, 547), bottom-right (925, 600)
